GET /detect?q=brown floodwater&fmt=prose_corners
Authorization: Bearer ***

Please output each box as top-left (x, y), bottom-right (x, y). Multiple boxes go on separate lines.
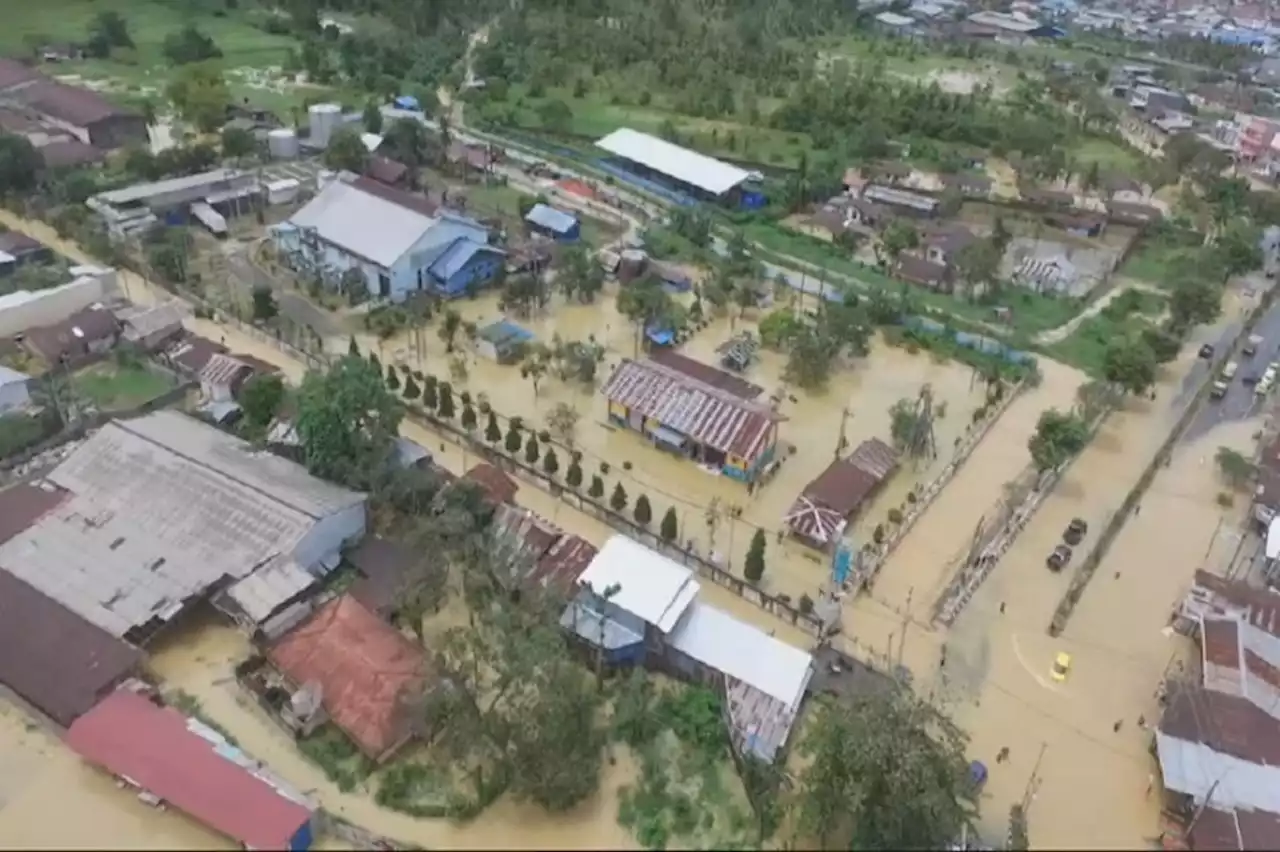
top-left (4, 209), bottom-right (1252, 848)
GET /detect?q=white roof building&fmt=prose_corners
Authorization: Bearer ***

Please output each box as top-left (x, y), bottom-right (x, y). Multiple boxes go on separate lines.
top-left (595, 128), bottom-right (751, 197)
top-left (565, 534), bottom-right (814, 761)
top-left (667, 600), bottom-right (813, 711)
top-left (0, 411), bottom-right (366, 640)
top-left (575, 534), bottom-right (701, 633)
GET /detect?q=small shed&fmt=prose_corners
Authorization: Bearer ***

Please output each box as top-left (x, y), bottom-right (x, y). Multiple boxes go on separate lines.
top-left (0, 365), bottom-right (31, 414)
top-left (524, 203), bottom-right (580, 242)
top-left (475, 318), bottom-right (534, 364)
top-left (651, 260), bottom-right (693, 293)
top-left (785, 438), bottom-right (899, 550)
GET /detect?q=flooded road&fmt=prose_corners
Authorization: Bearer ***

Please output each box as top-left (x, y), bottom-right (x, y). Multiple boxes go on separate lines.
top-left (0, 700), bottom-right (234, 849)
top-left (3, 208), bottom-right (1261, 847)
top-left (832, 290), bottom-right (1258, 846)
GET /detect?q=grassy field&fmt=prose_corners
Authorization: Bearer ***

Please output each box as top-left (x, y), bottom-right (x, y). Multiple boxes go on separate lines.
top-left (1071, 137), bottom-right (1143, 172)
top-left (1044, 286), bottom-right (1168, 374)
top-left (477, 84), bottom-right (814, 168)
top-left (72, 361), bottom-right (172, 410)
top-left (0, 0), bottom-right (329, 116)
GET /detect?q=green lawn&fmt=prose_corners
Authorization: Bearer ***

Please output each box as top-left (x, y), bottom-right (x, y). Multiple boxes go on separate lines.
top-left (1044, 288), bottom-right (1167, 375)
top-left (478, 85), bottom-right (815, 168)
top-left (72, 361), bottom-right (173, 410)
top-left (1072, 137), bottom-right (1143, 172)
top-left (0, 0), bottom-right (307, 112)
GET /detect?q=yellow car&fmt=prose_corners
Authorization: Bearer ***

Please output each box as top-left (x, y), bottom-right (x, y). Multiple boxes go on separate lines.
top-left (1051, 652), bottom-right (1072, 683)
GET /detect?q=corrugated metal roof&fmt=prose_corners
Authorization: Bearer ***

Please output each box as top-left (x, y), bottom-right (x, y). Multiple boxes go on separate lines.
top-left (96, 169), bottom-right (250, 207)
top-left (428, 238), bottom-right (489, 281)
top-left (576, 535), bottom-right (700, 634)
top-left (668, 600), bottom-right (814, 710)
top-left (787, 437), bottom-right (899, 544)
top-left (0, 570), bottom-right (142, 727)
top-left (269, 595), bottom-right (430, 761)
top-left (595, 128), bottom-right (750, 196)
top-left (602, 358), bottom-right (780, 461)
top-left (66, 690), bottom-right (313, 848)
top-left (524, 203), bottom-right (578, 234)
top-left (0, 413), bottom-right (363, 637)
top-left (199, 353), bottom-right (252, 388)
top-left (289, 177), bottom-right (434, 268)
top-left (224, 558), bottom-right (318, 624)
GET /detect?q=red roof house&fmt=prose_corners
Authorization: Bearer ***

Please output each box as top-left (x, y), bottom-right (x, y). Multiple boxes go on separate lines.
top-left (268, 594), bottom-right (432, 762)
top-left (65, 689), bottom-right (315, 850)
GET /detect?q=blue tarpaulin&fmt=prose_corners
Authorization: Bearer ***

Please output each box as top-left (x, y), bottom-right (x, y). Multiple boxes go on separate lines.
top-left (646, 326), bottom-right (675, 346)
top-left (393, 95), bottom-right (421, 110)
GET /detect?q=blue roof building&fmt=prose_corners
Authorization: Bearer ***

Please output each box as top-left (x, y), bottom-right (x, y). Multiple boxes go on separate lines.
top-left (273, 174), bottom-right (504, 301)
top-left (524, 203), bottom-right (581, 242)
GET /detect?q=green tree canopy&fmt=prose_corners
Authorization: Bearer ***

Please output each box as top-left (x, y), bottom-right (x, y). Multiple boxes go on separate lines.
top-left (794, 691), bottom-right (977, 850)
top-left (1028, 408), bottom-right (1090, 472)
top-left (324, 125), bottom-right (370, 173)
top-left (295, 355), bottom-right (403, 486)
top-left (1103, 336), bottom-right (1158, 395)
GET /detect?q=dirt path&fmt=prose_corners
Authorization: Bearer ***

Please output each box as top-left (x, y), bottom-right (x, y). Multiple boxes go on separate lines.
top-left (1034, 277), bottom-right (1166, 345)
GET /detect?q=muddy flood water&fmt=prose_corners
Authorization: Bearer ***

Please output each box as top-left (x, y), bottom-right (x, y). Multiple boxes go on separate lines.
top-left (0, 209), bottom-right (1262, 847)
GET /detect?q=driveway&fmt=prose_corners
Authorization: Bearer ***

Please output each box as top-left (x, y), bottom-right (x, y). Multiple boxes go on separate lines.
top-left (225, 243), bottom-right (343, 339)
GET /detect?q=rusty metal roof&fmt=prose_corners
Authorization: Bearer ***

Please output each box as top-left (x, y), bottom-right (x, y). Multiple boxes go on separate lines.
top-left (602, 358), bottom-right (782, 461)
top-left (785, 439), bottom-right (898, 546)
top-left (269, 594), bottom-right (430, 761)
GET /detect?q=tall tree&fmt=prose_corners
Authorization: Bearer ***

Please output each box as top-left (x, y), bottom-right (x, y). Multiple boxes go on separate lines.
top-left (238, 373), bottom-right (285, 435)
top-left (660, 506), bottom-right (679, 542)
top-left (295, 355), bottom-right (402, 485)
top-left (1028, 408), bottom-right (1090, 472)
top-left (324, 125), bottom-right (370, 173)
top-left (794, 692), bottom-right (978, 849)
top-left (1103, 336), bottom-right (1158, 395)
top-left (744, 528), bottom-right (766, 583)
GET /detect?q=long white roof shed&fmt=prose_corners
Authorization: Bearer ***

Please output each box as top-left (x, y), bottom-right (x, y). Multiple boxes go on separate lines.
top-left (576, 534), bottom-right (701, 634)
top-left (595, 128), bottom-right (751, 197)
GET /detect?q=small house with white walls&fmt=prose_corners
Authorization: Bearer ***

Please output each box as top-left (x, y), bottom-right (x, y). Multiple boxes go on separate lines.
top-left (272, 173), bottom-right (504, 302)
top-left (561, 535), bottom-right (814, 762)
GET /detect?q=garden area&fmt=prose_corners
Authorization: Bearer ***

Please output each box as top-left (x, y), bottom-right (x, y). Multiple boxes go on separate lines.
top-left (71, 356), bottom-right (175, 411)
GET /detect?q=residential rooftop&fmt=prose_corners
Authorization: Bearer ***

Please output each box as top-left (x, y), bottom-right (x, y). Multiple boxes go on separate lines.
top-left (0, 411), bottom-right (363, 639)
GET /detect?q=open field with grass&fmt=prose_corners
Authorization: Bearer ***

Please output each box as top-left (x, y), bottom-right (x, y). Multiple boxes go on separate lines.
top-left (475, 84), bottom-right (815, 169)
top-left (72, 360), bottom-right (174, 409)
top-left (0, 0), bottom-right (349, 118)
top-left (1044, 285), bottom-right (1168, 374)
top-left (1071, 137), bottom-right (1144, 173)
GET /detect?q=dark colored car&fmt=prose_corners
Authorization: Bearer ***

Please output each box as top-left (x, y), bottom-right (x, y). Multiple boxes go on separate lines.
top-left (1064, 518), bottom-right (1088, 546)
top-left (1047, 544), bottom-right (1073, 572)
top-left (1199, 343), bottom-right (1215, 359)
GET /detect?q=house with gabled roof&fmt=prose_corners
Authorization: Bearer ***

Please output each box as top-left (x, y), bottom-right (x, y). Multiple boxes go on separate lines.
top-left (272, 172), bottom-right (504, 302)
top-left (602, 356), bottom-right (784, 483)
top-left (561, 535), bottom-right (815, 762)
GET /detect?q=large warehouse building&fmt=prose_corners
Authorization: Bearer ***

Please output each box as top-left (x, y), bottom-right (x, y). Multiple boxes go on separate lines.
top-left (594, 128), bottom-right (764, 208)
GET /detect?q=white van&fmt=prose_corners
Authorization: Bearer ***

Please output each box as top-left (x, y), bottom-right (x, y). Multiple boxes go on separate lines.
top-left (1222, 360), bottom-right (1239, 382)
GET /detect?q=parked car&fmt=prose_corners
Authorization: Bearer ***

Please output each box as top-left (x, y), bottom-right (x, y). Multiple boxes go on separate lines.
top-left (1199, 343), bottom-right (1215, 359)
top-left (1047, 544), bottom-right (1072, 572)
top-left (1064, 518), bottom-right (1088, 545)
top-left (1051, 652), bottom-right (1072, 683)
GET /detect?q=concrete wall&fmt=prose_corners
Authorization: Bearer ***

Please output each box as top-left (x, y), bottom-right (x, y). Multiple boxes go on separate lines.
top-left (0, 275), bottom-right (107, 338)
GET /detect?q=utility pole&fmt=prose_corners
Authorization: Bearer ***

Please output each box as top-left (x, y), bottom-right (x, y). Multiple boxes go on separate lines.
top-left (1187, 780), bottom-right (1221, 838)
top-left (897, 586), bottom-right (914, 668)
top-left (835, 407), bottom-right (852, 460)
top-left (1021, 741), bottom-right (1047, 815)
